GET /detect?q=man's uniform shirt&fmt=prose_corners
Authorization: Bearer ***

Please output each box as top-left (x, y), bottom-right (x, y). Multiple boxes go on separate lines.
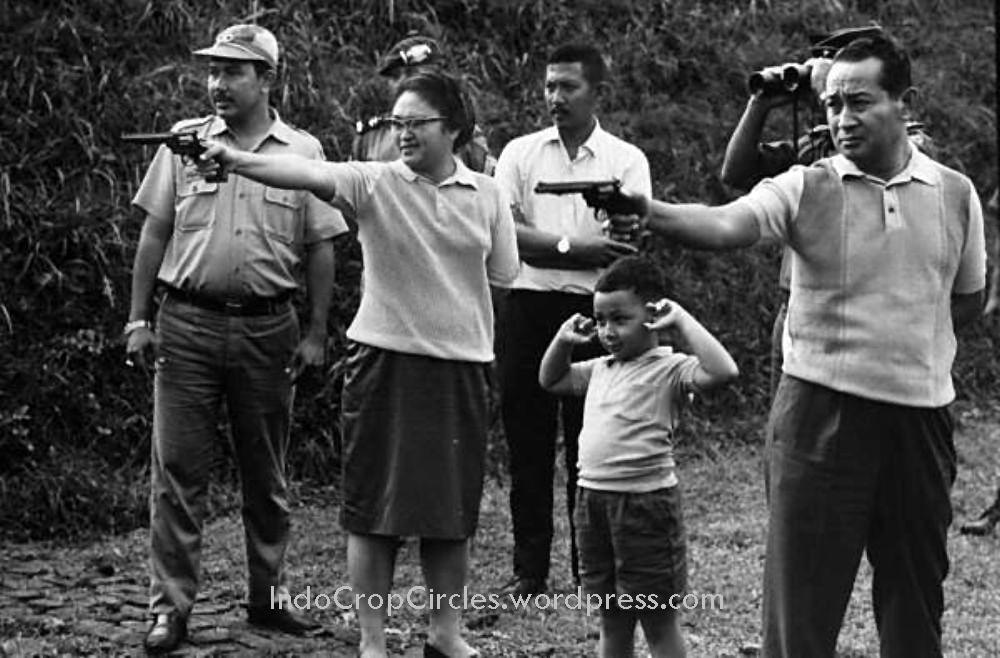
top-left (132, 113), bottom-right (348, 299)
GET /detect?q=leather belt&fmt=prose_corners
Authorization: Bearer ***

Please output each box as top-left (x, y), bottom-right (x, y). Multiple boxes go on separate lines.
top-left (162, 285), bottom-right (292, 316)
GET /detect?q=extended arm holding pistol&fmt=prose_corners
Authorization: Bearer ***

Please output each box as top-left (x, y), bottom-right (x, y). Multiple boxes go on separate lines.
top-left (535, 179), bottom-right (646, 244)
top-left (534, 179), bottom-right (644, 216)
top-left (120, 132), bottom-right (227, 182)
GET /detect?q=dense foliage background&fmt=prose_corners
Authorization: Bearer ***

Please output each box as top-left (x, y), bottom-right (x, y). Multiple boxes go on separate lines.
top-left (1, 0), bottom-right (996, 540)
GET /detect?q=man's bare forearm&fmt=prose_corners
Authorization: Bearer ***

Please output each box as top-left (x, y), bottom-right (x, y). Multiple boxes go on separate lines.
top-left (644, 200), bottom-right (761, 250)
top-left (228, 151), bottom-right (337, 200)
top-left (129, 218), bottom-right (171, 321)
top-left (304, 239), bottom-right (335, 339)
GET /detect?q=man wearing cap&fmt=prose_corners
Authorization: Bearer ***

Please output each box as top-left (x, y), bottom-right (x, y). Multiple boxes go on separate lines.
top-left (352, 35), bottom-right (495, 173)
top-left (124, 24), bottom-right (348, 652)
top-left (719, 24), bottom-right (935, 397)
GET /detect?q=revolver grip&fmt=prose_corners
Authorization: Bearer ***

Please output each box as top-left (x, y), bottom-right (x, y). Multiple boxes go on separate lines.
top-left (204, 170), bottom-right (228, 183)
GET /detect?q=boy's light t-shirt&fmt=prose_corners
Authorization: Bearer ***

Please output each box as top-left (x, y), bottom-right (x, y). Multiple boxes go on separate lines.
top-left (567, 346), bottom-right (700, 493)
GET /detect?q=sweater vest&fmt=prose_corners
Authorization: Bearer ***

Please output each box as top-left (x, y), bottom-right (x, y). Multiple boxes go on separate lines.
top-left (782, 159), bottom-right (972, 407)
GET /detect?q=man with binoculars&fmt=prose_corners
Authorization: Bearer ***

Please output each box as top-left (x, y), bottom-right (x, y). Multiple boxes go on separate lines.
top-left (720, 25), bottom-right (934, 398)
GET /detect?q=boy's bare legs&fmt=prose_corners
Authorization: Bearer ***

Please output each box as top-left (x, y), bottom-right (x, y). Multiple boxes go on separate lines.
top-left (600, 608), bottom-right (637, 657)
top-left (421, 537), bottom-right (478, 657)
top-left (640, 610), bottom-right (686, 658)
top-left (347, 532), bottom-right (398, 658)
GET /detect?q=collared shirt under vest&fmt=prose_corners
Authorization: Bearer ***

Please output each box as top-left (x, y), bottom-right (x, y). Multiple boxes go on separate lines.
top-left (740, 148), bottom-right (986, 407)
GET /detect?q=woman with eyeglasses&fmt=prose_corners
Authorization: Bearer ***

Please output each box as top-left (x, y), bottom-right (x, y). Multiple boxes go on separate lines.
top-left (198, 70), bottom-right (519, 658)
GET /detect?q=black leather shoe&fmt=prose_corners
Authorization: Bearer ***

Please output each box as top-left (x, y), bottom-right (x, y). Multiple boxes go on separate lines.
top-left (424, 644), bottom-right (447, 658)
top-left (143, 611), bottom-right (187, 654)
top-left (247, 606), bottom-right (319, 635)
top-left (960, 513), bottom-right (999, 536)
top-left (500, 576), bottom-right (546, 597)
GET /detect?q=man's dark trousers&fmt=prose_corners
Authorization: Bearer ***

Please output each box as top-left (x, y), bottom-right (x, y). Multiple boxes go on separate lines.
top-left (500, 289), bottom-right (602, 584)
top-left (762, 375), bottom-right (956, 658)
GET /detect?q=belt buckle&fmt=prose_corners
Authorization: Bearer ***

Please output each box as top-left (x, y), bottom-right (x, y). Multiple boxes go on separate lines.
top-left (224, 300), bottom-right (245, 315)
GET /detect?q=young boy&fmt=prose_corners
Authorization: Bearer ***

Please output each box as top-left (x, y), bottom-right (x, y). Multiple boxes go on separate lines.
top-left (538, 256), bottom-right (738, 658)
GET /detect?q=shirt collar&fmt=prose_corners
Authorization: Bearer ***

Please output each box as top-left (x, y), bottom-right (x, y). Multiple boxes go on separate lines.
top-left (607, 344), bottom-right (674, 365)
top-left (830, 144), bottom-right (939, 187)
top-left (208, 108), bottom-right (293, 145)
top-left (542, 118), bottom-right (605, 158)
top-left (390, 155), bottom-right (479, 189)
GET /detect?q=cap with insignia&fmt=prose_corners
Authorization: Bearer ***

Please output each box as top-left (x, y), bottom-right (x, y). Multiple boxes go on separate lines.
top-left (377, 35), bottom-right (442, 77)
top-left (193, 24), bottom-right (280, 69)
top-left (808, 25), bottom-right (884, 59)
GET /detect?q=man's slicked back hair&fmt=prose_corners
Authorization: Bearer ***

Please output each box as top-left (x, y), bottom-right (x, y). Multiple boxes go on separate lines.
top-left (833, 34), bottom-right (911, 98)
top-left (547, 43), bottom-right (608, 87)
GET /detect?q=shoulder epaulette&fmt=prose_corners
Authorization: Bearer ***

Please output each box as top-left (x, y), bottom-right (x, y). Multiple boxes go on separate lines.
top-left (355, 115), bottom-right (386, 135)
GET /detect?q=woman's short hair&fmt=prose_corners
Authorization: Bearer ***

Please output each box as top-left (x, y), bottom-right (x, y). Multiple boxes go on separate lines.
top-left (394, 70), bottom-right (475, 151)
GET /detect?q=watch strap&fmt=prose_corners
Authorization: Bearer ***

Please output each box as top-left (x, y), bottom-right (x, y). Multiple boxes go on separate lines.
top-left (123, 319), bottom-right (153, 336)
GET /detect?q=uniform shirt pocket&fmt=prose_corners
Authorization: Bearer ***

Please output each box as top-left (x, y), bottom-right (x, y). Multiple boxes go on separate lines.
top-left (175, 179), bottom-right (218, 231)
top-left (262, 187), bottom-right (302, 244)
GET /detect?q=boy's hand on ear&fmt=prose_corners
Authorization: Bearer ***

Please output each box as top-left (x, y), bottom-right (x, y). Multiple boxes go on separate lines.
top-left (558, 313), bottom-right (596, 344)
top-left (644, 298), bottom-right (683, 332)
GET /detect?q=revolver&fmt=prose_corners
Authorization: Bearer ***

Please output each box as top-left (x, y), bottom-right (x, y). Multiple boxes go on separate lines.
top-left (120, 131), bottom-right (227, 182)
top-left (534, 179), bottom-right (645, 241)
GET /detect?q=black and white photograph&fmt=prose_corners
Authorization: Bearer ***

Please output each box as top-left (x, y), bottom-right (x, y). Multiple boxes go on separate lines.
top-left (0, 0), bottom-right (996, 655)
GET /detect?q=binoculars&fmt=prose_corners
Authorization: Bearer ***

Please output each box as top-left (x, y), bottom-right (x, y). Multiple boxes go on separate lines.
top-left (747, 63), bottom-right (813, 97)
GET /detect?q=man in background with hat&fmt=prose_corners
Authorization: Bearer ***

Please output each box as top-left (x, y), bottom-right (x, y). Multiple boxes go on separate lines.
top-left (124, 23), bottom-right (348, 652)
top-left (719, 24), bottom-right (934, 397)
top-left (352, 34), bottom-right (495, 173)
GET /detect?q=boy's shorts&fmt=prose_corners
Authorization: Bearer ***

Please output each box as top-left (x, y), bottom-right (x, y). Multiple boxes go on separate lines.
top-left (574, 486), bottom-right (687, 611)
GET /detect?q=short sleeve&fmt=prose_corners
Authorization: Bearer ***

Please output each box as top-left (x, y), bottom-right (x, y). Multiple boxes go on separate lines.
top-left (487, 186), bottom-right (520, 287)
top-left (565, 358), bottom-right (599, 396)
top-left (953, 182), bottom-right (987, 294)
top-left (494, 140), bottom-right (523, 212)
top-left (659, 353), bottom-right (702, 406)
top-left (739, 166), bottom-right (805, 244)
top-left (326, 161), bottom-right (387, 221)
top-left (620, 146), bottom-right (652, 197)
top-left (131, 145), bottom-right (177, 225)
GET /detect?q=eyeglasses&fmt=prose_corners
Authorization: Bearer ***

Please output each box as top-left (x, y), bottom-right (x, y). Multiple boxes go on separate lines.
top-left (383, 115), bottom-right (447, 131)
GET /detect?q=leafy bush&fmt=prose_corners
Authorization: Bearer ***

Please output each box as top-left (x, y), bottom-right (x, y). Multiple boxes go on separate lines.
top-left (1, 0), bottom-right (995, 540)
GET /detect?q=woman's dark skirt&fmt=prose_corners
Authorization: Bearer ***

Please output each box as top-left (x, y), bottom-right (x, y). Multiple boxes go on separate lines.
top-left (339, 342), bottom-right (491, 540)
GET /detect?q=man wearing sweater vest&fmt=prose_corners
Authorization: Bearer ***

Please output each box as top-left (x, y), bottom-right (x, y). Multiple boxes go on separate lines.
top-left (627, 34), bottom-right (986, 657)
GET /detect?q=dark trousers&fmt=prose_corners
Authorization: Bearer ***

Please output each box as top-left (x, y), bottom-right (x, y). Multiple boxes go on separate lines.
top-left (500, 289), bottom-right (602, 583)
top-left (149, 297), bottom-right (298, 616)
top-left (769, 300), bottom-right (787, 401)
top-left (762, 375), bottom-right (956, 658)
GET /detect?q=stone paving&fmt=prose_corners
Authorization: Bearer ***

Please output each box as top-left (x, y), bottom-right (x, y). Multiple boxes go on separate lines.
top-left (0, 544), bottom-right (360, 656)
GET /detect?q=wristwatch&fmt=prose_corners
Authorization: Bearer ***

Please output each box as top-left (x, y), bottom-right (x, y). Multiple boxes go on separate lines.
top-left (556, 235), bottom-right (571, 254)
top-left (123, 319), bottom-right (153, 336)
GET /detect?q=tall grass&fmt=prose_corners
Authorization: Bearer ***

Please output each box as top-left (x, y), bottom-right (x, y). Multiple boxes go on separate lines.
top-left (0, 0), bottom-right (995, 540)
